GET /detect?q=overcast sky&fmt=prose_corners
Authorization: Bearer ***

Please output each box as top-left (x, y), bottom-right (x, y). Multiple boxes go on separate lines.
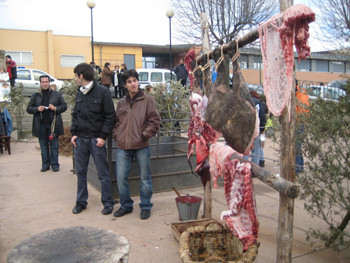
top-left (0, 0), bottom-right (327, 51)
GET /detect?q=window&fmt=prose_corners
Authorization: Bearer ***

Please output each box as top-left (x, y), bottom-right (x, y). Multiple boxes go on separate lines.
top-left (5, 51), bottom-right (33, 65)
top-left (33, 70), bottom-right (49, 81)
top-left (252, 56), bottom-right (262, 69)
top-left (316, 60), bottom-right (329, 72)
top-left (296, 59), bottom-right (311, 71)
top-left (332, 61), bottom-right (344, 73)
top-left (143, 57), bottom-right (156, 69)
top-left (60, 55), bottom-right (84, 68)
top-left (17, 70), bottom-right (31, 80)
top-left (239, 55), bottom-right (248, 69)
top-left (151, 72), bottom-right (162, 82)
top-left (165, 72), bottom-right (175, 82)
top-left (139, 72), bottom-right (149, 82)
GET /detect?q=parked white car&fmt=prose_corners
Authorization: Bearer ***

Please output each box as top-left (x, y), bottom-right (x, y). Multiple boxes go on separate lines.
top-left (13, 68), bottom-right (64, 96)
top-left (306, 85), bottom-right (346, 101)
top-left (137, 69), bottom-right (177, 89)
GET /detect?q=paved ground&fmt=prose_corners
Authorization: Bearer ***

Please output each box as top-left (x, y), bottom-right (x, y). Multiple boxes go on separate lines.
top-left (0, 138), bottom-right (349, 262)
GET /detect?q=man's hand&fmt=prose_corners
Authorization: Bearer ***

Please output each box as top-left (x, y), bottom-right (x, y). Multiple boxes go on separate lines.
top-left (96, 138), bottom-right (105, 148)
top-left (48, 104), bottom-right (56, 111)
top-left (38, 106), bottom-right (46, 112)
top-left (71, 135), bottom-right (78, 147)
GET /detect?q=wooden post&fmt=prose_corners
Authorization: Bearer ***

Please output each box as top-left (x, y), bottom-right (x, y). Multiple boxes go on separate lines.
top-left (277, 0), bottom-right (296, 262)
top-left (200, 13), bottom-right (212, 219)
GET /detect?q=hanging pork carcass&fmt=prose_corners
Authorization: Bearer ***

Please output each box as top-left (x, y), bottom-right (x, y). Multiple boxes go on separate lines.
top-left (205, 52), bottom-right (258, 155)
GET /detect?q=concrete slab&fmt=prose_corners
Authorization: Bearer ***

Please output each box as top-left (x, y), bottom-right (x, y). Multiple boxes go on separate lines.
top-left (0, 138), bottom-right (349, 263)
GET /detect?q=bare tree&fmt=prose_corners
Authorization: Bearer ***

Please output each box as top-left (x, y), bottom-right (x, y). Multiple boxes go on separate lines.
top-left (170, 0), bottom-right (278, 45)
top-left (313, 0), bottom-right (350, 50)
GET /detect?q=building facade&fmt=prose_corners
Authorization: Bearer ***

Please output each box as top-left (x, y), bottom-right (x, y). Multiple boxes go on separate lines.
top-left (1, 29), bottom-right (349, 84)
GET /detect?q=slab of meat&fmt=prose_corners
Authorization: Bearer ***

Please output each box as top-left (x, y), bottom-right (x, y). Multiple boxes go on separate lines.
top-left (209, 142), bottom-right (259, 251)
top-left (184, 49), bottom-right (202, 94)
top-left (187, 92), bottom-right (221, 186)
top-left (205, 55), bottom-right (258, 155)
top-left (209, 142), bottom-right (235, 188)
top-left (221, 158), bottom-right (259, 251)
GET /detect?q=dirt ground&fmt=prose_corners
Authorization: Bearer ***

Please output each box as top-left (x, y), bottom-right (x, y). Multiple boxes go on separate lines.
top-left (0, 138), bottom-right (349, 263)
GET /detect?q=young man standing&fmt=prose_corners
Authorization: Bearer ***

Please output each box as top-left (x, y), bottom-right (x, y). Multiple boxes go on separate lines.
top-left (27, 75), bottom-right (67, 172)
top-left (71, 63), bottom-right (116, 215)
top-left (113, 69), bottom-right (160, 220)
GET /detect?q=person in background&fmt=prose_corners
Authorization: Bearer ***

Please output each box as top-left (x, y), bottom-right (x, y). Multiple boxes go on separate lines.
top-left (70, 63), bottom-right (116, 215)
top-left (50, 84), bottom-right (57, 91)
top-left (6, 55), bottom-right (17, 88)
top-left (113, 69), bottom-right (160, 220)
top-left (0, 66), bottom-right (9, 83)
top-left (245, 90), bottom-right (266, 166)
top-left (145, 85), bottom-right (153, 93)
top-left (212, 63), bottom-right (218, 83)
top-left (295, 80), bottom-right (309, 174)
top-left (89, 62), bottom-right (102, 83)
top-left (118, 63), bottom-right (127, 98)
top-left (102, 62), bottom-right (114, 89)
top-left (112, 65), bottom-right (120, 98)
top-left (174, 59), bottom-right (188, 87)
top-left (250, 91), bottom-right (268, 167)
top-left (27, 75), bottom-right (67, 172)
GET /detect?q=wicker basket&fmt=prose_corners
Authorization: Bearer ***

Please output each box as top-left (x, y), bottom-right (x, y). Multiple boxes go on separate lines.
top-left (179, 221), bottom-right (259, 263)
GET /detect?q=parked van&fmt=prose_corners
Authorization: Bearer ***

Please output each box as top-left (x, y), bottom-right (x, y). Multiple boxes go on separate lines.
top-left (137, 69), bottom-right (176, 89)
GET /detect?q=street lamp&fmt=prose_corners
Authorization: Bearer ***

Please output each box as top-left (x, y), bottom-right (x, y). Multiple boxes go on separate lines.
top-left (87, 0), bottom-right (96, 63)
top-left (166, 9), bottom-right (174, 80)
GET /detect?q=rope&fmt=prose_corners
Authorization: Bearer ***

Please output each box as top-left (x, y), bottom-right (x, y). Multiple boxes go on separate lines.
top-left (192, 58), bottom-right (200, 74)
top-left (231, 38), bottom-right (241, 63)
top-left (216, 45), bottom-right (225, 68)
top-left (199, 53), bottom-right (211, 72)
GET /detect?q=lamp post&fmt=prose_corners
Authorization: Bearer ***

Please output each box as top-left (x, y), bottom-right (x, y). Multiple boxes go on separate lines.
top-left (87, 0), bottom-right (96, 63)
top-left (166, 9), bottom-right (174, 80)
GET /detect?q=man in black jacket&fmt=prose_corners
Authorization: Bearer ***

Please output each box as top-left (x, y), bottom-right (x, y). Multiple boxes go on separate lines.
top-left (174, 59), bottom-right (188, 87)
top-left (70, 63), bottom-right (116, 215)
top-left (27, 75), bottom-right (67, 172)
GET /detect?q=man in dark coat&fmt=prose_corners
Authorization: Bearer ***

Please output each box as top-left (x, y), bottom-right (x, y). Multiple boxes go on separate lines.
top-left (70, 63), bottom-right (116, 216)
top-left (27, 75), bottom-right (67, 172)
top-left (174, 59), bottom-right (188, 87)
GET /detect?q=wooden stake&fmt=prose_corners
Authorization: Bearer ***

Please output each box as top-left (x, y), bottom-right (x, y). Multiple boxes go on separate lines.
top-left (277, 0), bottom-right (295, 262)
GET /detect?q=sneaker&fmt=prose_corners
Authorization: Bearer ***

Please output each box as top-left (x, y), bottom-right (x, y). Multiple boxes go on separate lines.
top-left (113, 208), bottom-right (132, 217)
top-left (140, 209), bottom-right (151, 220)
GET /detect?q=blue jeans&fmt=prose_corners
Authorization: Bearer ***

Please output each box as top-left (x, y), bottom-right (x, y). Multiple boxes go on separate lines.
top-left (295, 125), bottom-right (305, 174)
top-left (116, 147), bottom-right (153, 212)
top-left (250, 136), bottom-right (261, 165)
top-left (260, 146), bottom-right (264, 162)
top-left (74, 137), bottom-right (114, 208)
top-left (38, 124), bottom-right (59, 170)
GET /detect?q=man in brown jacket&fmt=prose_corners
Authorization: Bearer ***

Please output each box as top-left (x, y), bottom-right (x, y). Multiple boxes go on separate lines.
top-left (113, 69), bottom-right (160, 220)
top-left (101, 62), bottom-right (114, 89)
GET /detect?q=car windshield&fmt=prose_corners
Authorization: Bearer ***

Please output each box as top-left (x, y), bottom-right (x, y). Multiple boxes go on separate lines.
top-left (329, 80), bottom-right (347, 89)
top-left (17, 70), bottom-right (31, 80)
top-left (33, 70), bottom-right (47, 81)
